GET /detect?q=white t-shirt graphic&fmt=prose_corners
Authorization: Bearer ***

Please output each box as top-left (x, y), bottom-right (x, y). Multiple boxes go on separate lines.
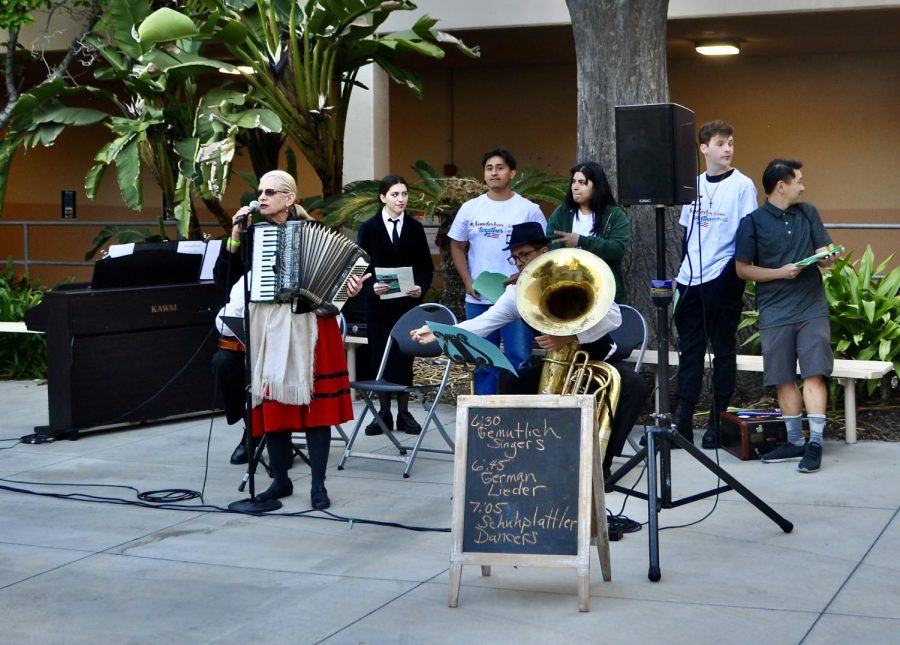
top-left (448, 192), bottom-right (546, 304)
top-left (676, 168), bottom-right (757, 286)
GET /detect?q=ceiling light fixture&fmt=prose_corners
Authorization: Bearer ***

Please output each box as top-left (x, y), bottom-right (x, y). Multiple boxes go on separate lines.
top-left (695, 40), bottom-right (740, 56)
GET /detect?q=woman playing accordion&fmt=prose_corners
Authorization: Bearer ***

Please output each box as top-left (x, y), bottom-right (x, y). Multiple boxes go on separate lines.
top-left (214, 170), bottom-right (368, 510)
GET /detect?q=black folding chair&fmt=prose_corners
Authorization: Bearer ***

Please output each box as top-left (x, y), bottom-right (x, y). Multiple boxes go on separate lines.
top-left (337, 303), bottom-right (457, 477)
top-left (609, 304), bottom-right (649, 452)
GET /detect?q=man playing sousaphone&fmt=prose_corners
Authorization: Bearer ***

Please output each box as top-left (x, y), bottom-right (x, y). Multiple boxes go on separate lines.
top-left (411, 222), bottom-right (648, 477)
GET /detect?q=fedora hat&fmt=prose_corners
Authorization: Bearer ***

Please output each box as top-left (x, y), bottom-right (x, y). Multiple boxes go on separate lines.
top-left (502, 222), bottom-right (553, 251)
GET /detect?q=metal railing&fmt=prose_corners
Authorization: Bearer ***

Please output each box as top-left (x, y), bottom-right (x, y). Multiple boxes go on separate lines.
top-left (2, 218), bottom-right (897, 274)
top-left (825, 223), bottom-right (900, 229)
top-left (1, 219), bottom-right (191, 273)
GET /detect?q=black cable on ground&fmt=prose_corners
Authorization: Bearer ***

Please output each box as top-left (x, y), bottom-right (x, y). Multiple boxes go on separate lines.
top-left (0, 477), bottom-right (450, 532)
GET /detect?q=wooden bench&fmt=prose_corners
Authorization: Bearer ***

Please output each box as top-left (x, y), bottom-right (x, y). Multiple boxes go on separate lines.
top-left (624, 350), bottom-right (893, 444)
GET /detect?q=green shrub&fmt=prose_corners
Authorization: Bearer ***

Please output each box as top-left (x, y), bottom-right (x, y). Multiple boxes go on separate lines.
top-left (823, 247), bottom-right (900, 397)
top-left (739, 246), bottom-right (900, 404)
top-left (737, 281), bottom-right (761, 354)
top-left (0, 259), bottom-right (46, 379)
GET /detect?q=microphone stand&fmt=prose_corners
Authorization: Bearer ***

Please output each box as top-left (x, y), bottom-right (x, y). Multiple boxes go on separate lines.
top-left (228, 216), bottom-right (283, 514)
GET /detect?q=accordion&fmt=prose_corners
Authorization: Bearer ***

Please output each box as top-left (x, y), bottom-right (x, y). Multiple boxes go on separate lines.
top-left (250, 221), bottom-right (370, 313)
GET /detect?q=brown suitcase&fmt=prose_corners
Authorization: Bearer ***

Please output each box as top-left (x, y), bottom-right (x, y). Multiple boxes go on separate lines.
top-left (719, 412), bottom-right (806, 460)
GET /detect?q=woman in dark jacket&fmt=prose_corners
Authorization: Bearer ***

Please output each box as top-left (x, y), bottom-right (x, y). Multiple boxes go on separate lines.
top-left (357, 175), bottom-right (434, 435)
top-left (546, 161), bottom-right (631, 302)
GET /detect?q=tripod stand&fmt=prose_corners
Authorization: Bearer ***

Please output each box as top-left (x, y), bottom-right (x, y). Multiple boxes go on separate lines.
top-left (605, 206), bottom-right (793, 581)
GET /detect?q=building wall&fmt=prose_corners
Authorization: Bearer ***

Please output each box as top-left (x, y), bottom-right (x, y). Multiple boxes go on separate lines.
top-left (390, 65), bottom-right (578, 180)
top-left (380, 0), bottom-right (900, 30)
top-left (4, 7), bottom-right (899, 284)
top-left (669, 50), bottom-right (900, 263)
top-left (389, 48), bottom-right (900, 268)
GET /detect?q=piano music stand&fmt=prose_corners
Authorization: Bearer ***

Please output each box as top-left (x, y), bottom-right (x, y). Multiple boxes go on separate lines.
top-left (427, 322), bottom-right (517, 394)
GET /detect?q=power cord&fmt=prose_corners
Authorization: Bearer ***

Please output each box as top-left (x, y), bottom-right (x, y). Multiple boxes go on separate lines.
top-left (0, 476), bottom-right (451, 532)
top-left (0, 437), bottom-right (23, 449)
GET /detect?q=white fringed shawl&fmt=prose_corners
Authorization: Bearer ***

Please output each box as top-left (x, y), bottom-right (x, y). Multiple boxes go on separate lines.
top-left (249, 303), bottom-right (317, 407)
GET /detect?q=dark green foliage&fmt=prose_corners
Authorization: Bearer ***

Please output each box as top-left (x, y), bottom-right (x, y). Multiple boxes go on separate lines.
top-left (0, 259), bottom-right (46, 379)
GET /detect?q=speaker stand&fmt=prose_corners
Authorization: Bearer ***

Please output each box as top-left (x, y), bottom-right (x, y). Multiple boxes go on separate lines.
top-left (606, 206), bottom-right (792, 581)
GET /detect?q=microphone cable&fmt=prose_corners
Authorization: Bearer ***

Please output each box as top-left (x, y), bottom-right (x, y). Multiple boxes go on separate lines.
top-left (0, 475), bottom-right (452, 532)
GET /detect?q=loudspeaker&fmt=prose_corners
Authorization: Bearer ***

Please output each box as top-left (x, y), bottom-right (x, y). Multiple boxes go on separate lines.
top-left (615, 103), bottom-right (697, 206)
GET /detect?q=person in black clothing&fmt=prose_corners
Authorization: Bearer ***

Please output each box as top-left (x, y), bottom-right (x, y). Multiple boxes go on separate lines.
top-left (356, 175), bottom-right (434, 435)
top-left (211, 277), bottom-right (250, 464)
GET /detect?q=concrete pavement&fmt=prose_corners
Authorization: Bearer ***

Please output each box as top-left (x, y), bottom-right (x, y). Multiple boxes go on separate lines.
top-left (1, 379), bottom-right (898, 644)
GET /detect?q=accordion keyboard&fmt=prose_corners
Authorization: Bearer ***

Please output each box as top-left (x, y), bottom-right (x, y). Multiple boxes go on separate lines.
top-left (249, 224), bottom-right (279, 302)
top-left (330, 255), bottom-right (370, 311)
top-left (249, 221), bottom-right (370, 312)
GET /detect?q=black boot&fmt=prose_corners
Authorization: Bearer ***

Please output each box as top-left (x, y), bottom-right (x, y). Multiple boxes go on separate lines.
top-left (702, 402), bottom-right (728, 449)
top-left (305, 426), bottom-right (331, 510)
top-left (674, 401), bottom-right (696, 447)
top-left (230, 426), bottom-right (250, 465)
top-left (256, 432), bottom-right (294, 502)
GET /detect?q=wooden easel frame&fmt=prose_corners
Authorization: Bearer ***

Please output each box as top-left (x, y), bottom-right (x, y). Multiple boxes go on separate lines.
top-left (448, 394), bottom-right (610, 612)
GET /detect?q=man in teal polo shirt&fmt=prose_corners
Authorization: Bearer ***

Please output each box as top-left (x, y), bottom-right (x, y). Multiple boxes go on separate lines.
top-left (735, 159), bottom-right (839, 473)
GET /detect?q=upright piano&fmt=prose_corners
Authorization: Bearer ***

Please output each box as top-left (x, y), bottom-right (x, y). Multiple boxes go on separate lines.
top-left (25, 279), bottom-right (225, 438)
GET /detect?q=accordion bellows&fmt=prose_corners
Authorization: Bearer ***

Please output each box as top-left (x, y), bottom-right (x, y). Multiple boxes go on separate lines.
top-left (250, 221), bottom-right (370, 313)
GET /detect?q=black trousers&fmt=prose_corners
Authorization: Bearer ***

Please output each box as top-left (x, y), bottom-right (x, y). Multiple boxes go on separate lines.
top-left (673, 260), bottom-right (745, 429)
top-left (500, 360), bottom-right (648, 472)
top-left (211, 347), bottom-right (246, 425)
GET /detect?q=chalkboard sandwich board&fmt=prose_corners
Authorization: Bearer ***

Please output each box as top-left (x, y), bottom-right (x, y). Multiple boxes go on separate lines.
top-left (448, 394), bottom-right (604, 612)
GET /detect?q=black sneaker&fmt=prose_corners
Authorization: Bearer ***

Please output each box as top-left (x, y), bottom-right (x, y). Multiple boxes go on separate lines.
top-left (798, 442), bottom-right (822, 473)
top-left (364, 409), bottom-right (393, 436)
top-left (761, 442), bottom-right (806, 463)
top-left (397, 410), bottom-right (422, 435)
top-left (701, 428), bottom-right (720, 449)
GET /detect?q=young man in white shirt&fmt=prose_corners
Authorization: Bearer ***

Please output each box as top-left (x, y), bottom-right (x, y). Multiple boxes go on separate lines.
top-left (673, 121), bottom-right (758, 448)
top-left (448, 147), bottom-right (547, 395)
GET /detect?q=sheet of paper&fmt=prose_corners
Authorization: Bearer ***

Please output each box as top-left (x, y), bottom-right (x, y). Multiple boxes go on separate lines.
top-left (177, 241), bottom-right (206, 255)
top-left (200, 240), bottom-right (222, 280)
top-left (472, 271), bottom-right (508, 304)
top-left (375, 266), bottom-right (414, 300)
top-left (106, 243), bottom-right (135, 258)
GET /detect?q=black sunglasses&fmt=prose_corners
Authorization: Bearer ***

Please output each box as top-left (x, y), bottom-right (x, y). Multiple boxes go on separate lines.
top-left (256, 188), bottom-right (289, 197)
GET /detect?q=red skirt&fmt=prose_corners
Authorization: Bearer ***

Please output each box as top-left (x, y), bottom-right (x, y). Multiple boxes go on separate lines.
top-left (251, 316), bottom-right (353, 436)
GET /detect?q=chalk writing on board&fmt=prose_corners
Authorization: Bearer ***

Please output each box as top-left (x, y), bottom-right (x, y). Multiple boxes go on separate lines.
top-left (462, 407), bottom-right (581, 555)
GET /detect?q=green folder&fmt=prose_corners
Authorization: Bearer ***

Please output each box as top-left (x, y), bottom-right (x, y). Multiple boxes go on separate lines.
top-left (472, 271), bottom-right (508, 303)
top-left (795, 245), bottom-right (844, 267)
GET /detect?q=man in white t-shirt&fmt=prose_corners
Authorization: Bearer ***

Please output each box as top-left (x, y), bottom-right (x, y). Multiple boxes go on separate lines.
top-left (448, 147), bottom-right (547, 394)
top-left (674, 121), bottom-right (758, 449)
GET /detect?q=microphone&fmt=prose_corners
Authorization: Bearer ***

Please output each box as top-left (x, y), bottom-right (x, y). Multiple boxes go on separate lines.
top-left (234, 200), bottom-right (261, 226)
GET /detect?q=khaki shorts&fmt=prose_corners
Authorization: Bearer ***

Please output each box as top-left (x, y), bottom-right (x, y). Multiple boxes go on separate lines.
top-left (760, 317), bottom-right (833, 387)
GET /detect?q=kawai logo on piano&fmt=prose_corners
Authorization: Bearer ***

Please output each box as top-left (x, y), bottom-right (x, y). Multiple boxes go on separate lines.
top-left (150, 303), bottom-right (179, 313)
